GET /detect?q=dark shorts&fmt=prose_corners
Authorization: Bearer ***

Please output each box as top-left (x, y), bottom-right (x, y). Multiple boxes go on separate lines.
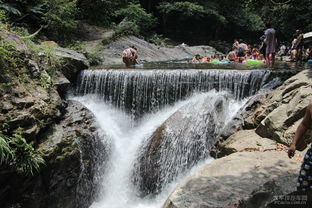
top-left (297, 146), bottom-right (312, 192)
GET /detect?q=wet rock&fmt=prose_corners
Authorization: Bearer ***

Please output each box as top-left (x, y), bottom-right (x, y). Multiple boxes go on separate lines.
top-left (54, 47), bottom-right (90, 83)
top-left (27, 59), bottom-right (40, 78)
top-left (37, 100), bottom-right (108, 208)
top-left (53, 72), bottom-right (71, 99)
top-left (0, 101), bottom-right (108, 208)
top-left (133, 93), bottom-right (237, 196)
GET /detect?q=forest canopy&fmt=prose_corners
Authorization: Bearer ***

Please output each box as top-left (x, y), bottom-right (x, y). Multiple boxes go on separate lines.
top-left (0, 0), bottom-right (311, 49)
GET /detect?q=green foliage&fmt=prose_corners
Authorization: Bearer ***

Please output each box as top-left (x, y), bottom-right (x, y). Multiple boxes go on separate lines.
top-left (10, 131), bottom-right (45, 175)
top-left (0, 0), bottom-right (21, 16)
top-left (0, 9), bottom-right (8, 22)
top-left (39, 71), bottom-right (53, 89)
top-left (11, 26), bottom-right (30, 36)
top-left (147, 33), bottom-right (168, 46)
top-left (0, 135), bottom-right (13, 164)
top-left (0, 0), bottom-right (45, 24)
top-left (102, 22), bottom-right (140, 45)
top-left (158, 1), bottom-right (206, 18)
top-left (209, 40), bottom-right (230, 53)
top-left (0, 41), bottom-right (19, 71)
top-left (84, 50), bottom-right (103, 66)
top-left (115, 4), bottom-right (157, 35)
top-left (43, 0), bottom-right (78, 41)
top-left (0, 131), bottom-right (45, 176)
top-left (115, 21), bottom-right (140, 36)
top-left (76, 0), bottom-right (119, 26)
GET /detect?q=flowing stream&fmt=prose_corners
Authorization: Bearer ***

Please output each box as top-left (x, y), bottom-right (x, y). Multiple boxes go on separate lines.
top-left (72, 69), bottom-right (275, 208)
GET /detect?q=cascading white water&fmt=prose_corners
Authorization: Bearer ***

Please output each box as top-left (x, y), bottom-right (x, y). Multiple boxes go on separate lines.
top-left (76, 69), bottom-right (271, 118)
top-left (71, 90), bottom-right (246, 208)
top-left (70, 68), bottom-right (283, 208)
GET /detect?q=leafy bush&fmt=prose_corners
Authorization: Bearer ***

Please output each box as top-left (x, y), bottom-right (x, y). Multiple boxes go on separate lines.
top-left (0, 41), bottom-right (19, 71)
top-left (0, 9), bottom-right (7, 22)
top-left (115, 4), bottom-right (156, 35)
top-left (147, 34), bottom-right (168, 46)
top-left (0, 136), bottom-right (13, 164)
top-left (10, 132), bottom-right (45, 175)
top-left (76, 0), bottom-right (118, 26)
top-left (102, 22), bottom-right (140, 45)
top-left (0, 0), bottom-right (45, 24)
top-left (85, 50), bottom-right (102, 66)
top-left (0, 131), bottom-right (45, 176)
top-left (43, 0), bottom-right (78, 41)
top-left (158, 1), bottom-right (207, 18)
top-left (0, 0), bottom-right (21, 16)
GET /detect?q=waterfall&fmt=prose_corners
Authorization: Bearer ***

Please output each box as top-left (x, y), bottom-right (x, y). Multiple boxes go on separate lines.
top-left (76, 69), bottom-right (270, 118)
top-left (72, 69), bottom-right (275, 208)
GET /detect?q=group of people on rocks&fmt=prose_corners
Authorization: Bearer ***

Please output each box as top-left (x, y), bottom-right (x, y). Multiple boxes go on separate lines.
top-left (287, 30), bottom-right (312, 62)
top-left (191, 54), bottom-right (228, 63)
top-left (190, 23), bottom-right (277, 67)
top-left (191, 23), bottom-right (312, 68)
top-left (228, 23), bottom-right (277, 67)
top-left (121, 24), bottom-right (311, 68)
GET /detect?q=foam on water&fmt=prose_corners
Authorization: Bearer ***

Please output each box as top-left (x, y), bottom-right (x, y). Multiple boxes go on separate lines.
top-left (71, 90), bottom-right (246, 208)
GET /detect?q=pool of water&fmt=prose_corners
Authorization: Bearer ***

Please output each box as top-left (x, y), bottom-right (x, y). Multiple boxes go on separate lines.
top-left (93, 60), bottom-right (311, 71)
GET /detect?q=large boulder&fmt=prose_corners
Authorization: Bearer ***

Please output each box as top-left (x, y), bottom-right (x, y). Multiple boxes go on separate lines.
top-left (242, 70), bottom-right (312, 148)
top-left (38, 100), bottom-right (108, 208)
top-left (0, 69), bottom-right (65, 141)
top-left (132, 92), bottom-right (242, 196)
top-left (53, 47), bottom-right (90, 83)
top-left (0, 28), bottom-right (28, 53)
top-left (83, 35), bottom-right (222, 65)
top-left (0, 101), bottom-right (108, 208)
top-left (162, 150), bottom-right (303, 208)
top-left (217, 130), bottom-right (277, 157)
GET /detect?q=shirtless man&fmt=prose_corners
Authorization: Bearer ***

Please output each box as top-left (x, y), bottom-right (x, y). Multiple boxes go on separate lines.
top-left (122, 46), bottom-right (138, 67)
top-left (288, 104), bottom-right (312, 192)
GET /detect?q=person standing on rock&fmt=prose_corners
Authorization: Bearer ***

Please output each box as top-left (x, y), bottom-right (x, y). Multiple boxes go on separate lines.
top-left (264, 22), bottom-right (277, 68)
top-left (288, 104), bottom-right (312, 193)
top-left (122, 46), bottom-right (138, 67)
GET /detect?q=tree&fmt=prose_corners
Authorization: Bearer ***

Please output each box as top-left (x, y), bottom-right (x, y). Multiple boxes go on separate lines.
top-left (115, 3), bottom-right (157, 35)
top-left (43, 0), bottom-right (78, 41)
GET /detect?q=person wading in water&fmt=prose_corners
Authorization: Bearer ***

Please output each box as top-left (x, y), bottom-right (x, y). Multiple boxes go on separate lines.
top-left (122, 46), bottom-right (138, 67)
top-left (264, 22), bottom-right (277, 68)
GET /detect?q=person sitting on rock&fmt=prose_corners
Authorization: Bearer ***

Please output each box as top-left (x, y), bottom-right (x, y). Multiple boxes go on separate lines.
top-left (122, 46), bottom-right (138, 67)
top-left (251, 47), bottom-right (260, 60)
top-left (288, 104), bottom-right (312, 194)
top-left (201, 56), bottom-right (210, 63)
top-left (192, 54), bottom-right (201, 63)
top-left (227, 51), bottom-right (237, 62)
top-left (237, 41), bottom-right (248, 63)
